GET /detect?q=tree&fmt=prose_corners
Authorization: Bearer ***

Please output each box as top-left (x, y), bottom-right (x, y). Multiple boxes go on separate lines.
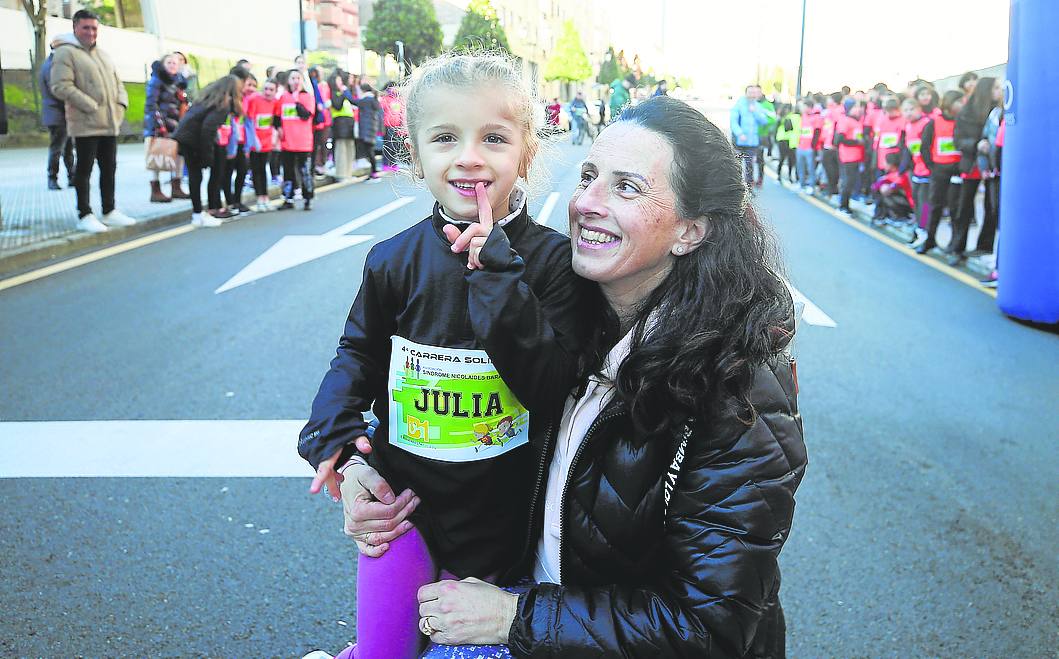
top-left (543, 21), bottom-right (591, 84)
top-left (20, 0), bottom-right (47, 80)
top-left (596, 46), bottom-right (619, 85)
top-left (363, 0), bottom-right (443, 71)
top-left (453, 0), bottom-right (509, 52)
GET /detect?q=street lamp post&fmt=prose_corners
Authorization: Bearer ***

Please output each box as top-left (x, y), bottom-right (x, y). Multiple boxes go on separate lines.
top-left (395, 40), bottom-right (405, 77)
top-left (298, 0), bottom-right (306, 54)
top-left (795, 0), bottom-right (807, 100)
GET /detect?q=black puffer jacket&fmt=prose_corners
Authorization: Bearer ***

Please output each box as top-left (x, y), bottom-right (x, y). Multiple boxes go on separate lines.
top-left (143, 59), bottom-right (183, 137)
top-left (508, 353), bottom-right (806, 657)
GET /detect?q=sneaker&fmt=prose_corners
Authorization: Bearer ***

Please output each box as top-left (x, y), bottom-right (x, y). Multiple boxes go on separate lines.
top-left (48, 178), bottom-right (61, 190)
top-left (838, 207), bottom-right (852, 215)
top-left (236, 203), bottom-right (252, 214)
top-left (279, 200), bottom-right (295, 210)
top-left (369, 173), bottom-right (380, 180)
top-left (303, 199), bottom-right (313, 211)
top-left (102, 209), bottom-right (136, 227)
top-left (209, 208), bottom-right (234, 219)
top-left (227, 206), bottom-right (241, 216)
top-left (191, 212), bottom-right (222, 228)
top-left (256, 202), bottom-right (271, 213)
top-left (76, 213), bottom-right (109, 233)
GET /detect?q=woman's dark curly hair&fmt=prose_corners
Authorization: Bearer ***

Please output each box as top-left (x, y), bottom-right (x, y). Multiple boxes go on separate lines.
top-left (579, 95), bottom-right (794, 439)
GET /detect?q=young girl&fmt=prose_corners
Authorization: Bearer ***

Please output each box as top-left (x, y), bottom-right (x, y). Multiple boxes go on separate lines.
top-left (245, 78), bottom-right (280, 212)
top-left (916, 90), bottom-right (964, 255)
top-left (835, 99), bottom-right (866, 214)
top-left (222, 73), bottom-right (257, 216)
top-left (353, 82), bottom-right (383, 179)
top-left (900, 98), bottom-right (931, 241)
top-left (277, 69), bottom-right (316, 210)
top-left (171, 74), bottom-right (242, 227)
top-left (298, 51), bottom-right (583, 658)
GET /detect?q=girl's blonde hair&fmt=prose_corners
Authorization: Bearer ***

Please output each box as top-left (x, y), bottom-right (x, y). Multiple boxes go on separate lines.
top-left (401, 49), bottom-right (549, 187)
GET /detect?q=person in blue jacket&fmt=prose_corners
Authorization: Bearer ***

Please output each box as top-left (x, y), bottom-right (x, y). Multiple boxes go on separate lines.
top-left (40, 50), bottom-right (74, 191)
top-left (730, 84), bottom-right (771, 188)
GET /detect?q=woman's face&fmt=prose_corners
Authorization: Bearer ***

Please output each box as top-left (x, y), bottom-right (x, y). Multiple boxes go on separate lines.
top-left (568, 123), bottom-right (695, 300)
top-left (162, 55), bottom-right (179, 77)
top-left (992, 79), bottom-right (1004, 103)
top-left (963, 78), bottom-right (977, 94)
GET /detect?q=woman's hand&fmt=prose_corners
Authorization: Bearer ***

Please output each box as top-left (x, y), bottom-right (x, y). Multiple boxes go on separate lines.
top-left (442, 182), bottom-right (493, 270)
top-left (417, 578), bottom-right (520, 646)
top-left (339, 461), bottom-right (420, 557)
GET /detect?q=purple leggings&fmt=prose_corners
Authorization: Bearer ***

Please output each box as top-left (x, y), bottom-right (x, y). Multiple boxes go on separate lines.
top-left (346, 527), bottom-right (444, 659)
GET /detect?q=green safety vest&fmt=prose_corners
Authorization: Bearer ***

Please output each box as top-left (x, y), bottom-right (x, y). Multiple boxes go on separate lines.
top-left (776, 113), bottom-right (801, 148)
top-left (332, 96), bottom-right (355, 119)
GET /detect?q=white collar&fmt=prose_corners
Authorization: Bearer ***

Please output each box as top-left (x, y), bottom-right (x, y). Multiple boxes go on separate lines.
top-left (439, 187), bottom-right (527, 227)
top-left (597, 308), bottom-right (662, 383)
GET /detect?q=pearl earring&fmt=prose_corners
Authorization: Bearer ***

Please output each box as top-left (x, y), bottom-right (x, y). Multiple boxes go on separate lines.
top-left (675, 246), bottom-right (685, 255)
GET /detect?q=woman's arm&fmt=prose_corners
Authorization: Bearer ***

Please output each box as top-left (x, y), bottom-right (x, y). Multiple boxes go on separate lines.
top-left (509, 358), bottom-right (806, 658)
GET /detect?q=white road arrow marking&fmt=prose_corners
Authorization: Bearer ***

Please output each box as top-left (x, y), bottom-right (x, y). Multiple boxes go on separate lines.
top-left (784, 280), bottom-right (837, 328)
top-left (537, 191), bottom-right (561, 225)
top-left (215, 196), bottom-right (415, 294)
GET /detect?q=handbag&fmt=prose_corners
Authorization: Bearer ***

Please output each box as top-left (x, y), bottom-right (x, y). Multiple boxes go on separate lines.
top-left (145, 136), bottom-right (179, 172)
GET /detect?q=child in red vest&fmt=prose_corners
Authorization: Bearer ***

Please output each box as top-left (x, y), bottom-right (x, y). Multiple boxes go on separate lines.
top-left (835, 99), bottom-right (866, 213)
top-left (276, 69), bottom-right (316, 210)
top-left (900, 99), bottom-right (931, 242)
top-left (915, 90), bottom-right (964, 254)
top-left (872, 152), bottom-right (913, 225)
top-left (245, 78), bottom-right (280, 212)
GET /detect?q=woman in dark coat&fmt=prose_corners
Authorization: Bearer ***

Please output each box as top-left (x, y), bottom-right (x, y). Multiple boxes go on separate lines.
top-left (948, 76), bottom-right (996, 266)
top-left (144, 53), bottom-right (189, 202)
top-left (339, 96), bottom-right (807, 658)
top-left (353, 82), bottom-right (384, 178)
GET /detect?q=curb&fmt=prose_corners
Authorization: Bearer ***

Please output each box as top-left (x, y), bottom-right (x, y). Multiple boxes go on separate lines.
top-left (0, 169), bottom-right (370, 281)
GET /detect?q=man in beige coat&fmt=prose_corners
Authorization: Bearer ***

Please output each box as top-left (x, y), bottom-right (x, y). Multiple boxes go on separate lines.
top-left (49, 9), bottom-right (134, 233)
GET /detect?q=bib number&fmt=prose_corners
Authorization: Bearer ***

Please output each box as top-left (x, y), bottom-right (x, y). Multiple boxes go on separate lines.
top-left (907, 139), bottom-right (922, 156)
top-left (255, 113), bottom-right (273, 129)
top-left (937, 136), bottom-right (956, 155)
top-left (388, 336), bottom-right (529, 463)
top-left (281, 103), bottom-right (298, 119)
top-left (880, 133), bottom-right (899, 148)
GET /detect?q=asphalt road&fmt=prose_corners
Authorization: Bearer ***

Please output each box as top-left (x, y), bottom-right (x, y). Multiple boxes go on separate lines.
top-left (1, 138), bottom-right (1056, 658)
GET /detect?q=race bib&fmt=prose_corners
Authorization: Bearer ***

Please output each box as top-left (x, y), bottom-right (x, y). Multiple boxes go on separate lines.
top-left (255, 113), bottom-right (273, 129)
top-left (388, 336), bottom-right (529, 463)
top-left (281, 103), bottom-right (298, 119)
top-left (937, 136), bottom-right (957, 154)
top-left (853, 128), bottom-right (864, 141)
top-left (907, 139), bottom-right (922, 156)
top-left (880, 133), bottom-right (900, 148)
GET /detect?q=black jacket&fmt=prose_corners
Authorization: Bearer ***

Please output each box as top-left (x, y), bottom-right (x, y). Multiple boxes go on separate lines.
top-left (954, 109), bottom-right (987, 175)
top-left (143, 59), bottom-right (183, 137)
top-left (508, 349), bottom-right (806, 657)
top-left (353, 94), bottom-right (383, 143)
top-left (299, 204), bottom-right (584, 578)
top-left (172, 102), bottom-right (228, 161)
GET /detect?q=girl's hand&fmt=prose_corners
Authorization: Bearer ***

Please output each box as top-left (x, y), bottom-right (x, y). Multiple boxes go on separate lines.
top-left (309, 446), bottom-right (345, 502)
top-left (442, 182), bottom-right (493, 270)
top-left (417, 578), bottom-right (519, 646)
top-left (340, 461), bottom-right (420, 558)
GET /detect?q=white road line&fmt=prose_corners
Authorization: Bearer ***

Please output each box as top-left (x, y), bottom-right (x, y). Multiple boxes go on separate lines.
top-left (323, 196), bottom-right (416, 237)
top-left (537, 191), bottom-right (561, 225)
top-left (784, 279), bottom-right (838, 328)
top-left (0, 420), bottom-right (312, 478)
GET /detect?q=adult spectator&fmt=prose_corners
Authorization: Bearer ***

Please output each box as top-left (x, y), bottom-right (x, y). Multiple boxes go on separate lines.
top-left (652, 79), bottom-right (668, 97)
top-left (352, 82), bottom-right (383, 180)
top-left (730, 84), bottom-right (770, 188)
top-left (144, 53), bottom-right (189, 202)
top-left (49, 9), bottom-right (134, 233)
top-left (39, 47), bottom-right (74, 191)
top-left (608, 74), bottom-right (634, 122)
top-left (948, 77), bottom-right (996, 266)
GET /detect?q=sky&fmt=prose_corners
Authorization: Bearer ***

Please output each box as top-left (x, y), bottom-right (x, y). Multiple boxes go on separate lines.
top-left (610, 0), bottom-right (1010, 96)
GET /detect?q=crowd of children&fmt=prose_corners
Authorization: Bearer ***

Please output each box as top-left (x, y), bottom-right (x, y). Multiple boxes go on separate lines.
top-left (769, 71), bottom-right (1004, 286)
top-left (169, 56), bottom-right (405, 228)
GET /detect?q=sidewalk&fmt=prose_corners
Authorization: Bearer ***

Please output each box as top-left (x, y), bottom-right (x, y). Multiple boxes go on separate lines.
top-left (0, 143), bottom-right (367, 277)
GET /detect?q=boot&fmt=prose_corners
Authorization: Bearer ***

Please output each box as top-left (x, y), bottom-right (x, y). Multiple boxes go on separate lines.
top-left (170, 179), bottom-right (190, 199)
top-left (150, 180), bottom-right (172, 203)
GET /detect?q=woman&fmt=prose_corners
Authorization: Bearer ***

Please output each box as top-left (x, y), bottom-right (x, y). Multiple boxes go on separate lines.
top-left (947, 77), bottom-right (996, 266)
top-left (144, 53), bottom-right (189, 202)
top-left (329, 96), bottom-right (806, 657)
top-left (329, 70), bottom-right (357, 180)
top-left (352, 83), bottom-right (383, 179)
top-left (172, 75), bottom-right (242, 227)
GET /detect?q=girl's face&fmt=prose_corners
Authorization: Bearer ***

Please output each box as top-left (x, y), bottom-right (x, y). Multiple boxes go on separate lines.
top-left (916, 88), bottom-right (932, 106)
top-left (568, 123), bottom-right (700, 298)
top-left (901, 105), bottom-right (920, 122)
top-left (262, 82), bottom-right (277, 100)
top-left (162, 55), bottom-right (179, 77)
top-left (411, 85), bottom-right (528, 221)
top-left (288, 71), bottom-right (302, 92)
top-left (992, 79), bottom-right (1004, 103)
top-left (244, 78), bottom-right (257, 96)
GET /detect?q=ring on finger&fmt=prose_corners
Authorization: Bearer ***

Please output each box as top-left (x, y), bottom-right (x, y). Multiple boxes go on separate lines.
top-left (419, 616), bottom-right (438, 636)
